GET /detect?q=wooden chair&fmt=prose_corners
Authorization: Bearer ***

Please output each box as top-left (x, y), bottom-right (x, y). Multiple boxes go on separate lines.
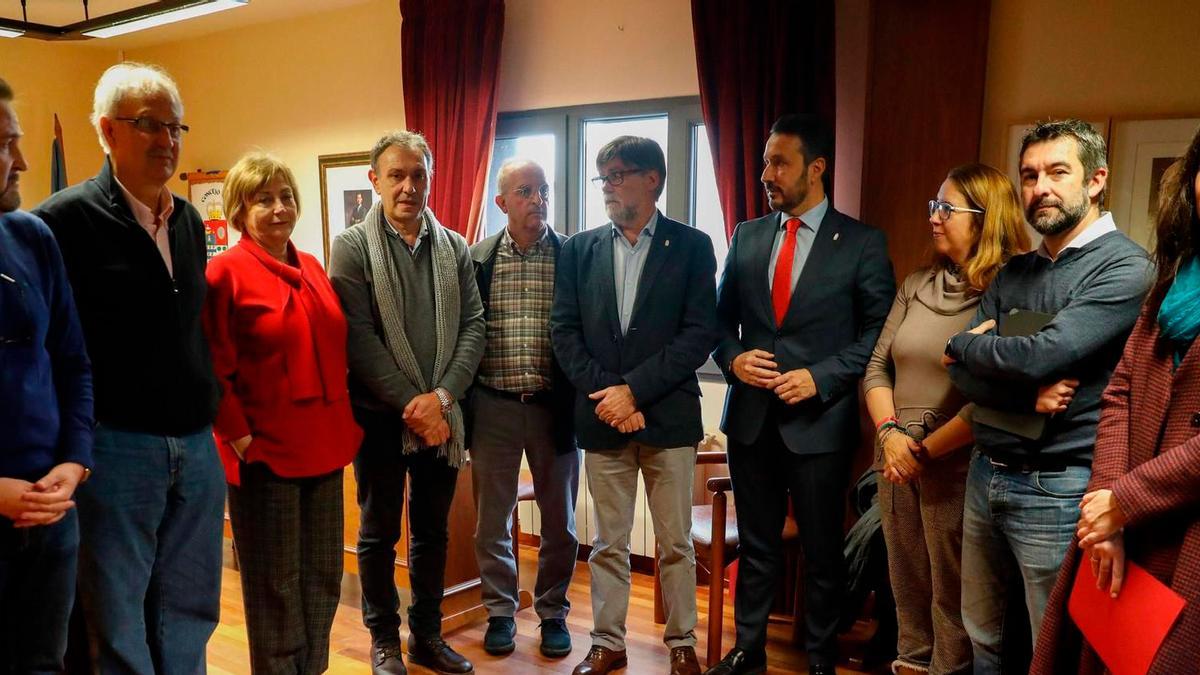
top-left (653, 450), bottom-right (803, 666)
top-left (510, 470), bottom-right (536, 611)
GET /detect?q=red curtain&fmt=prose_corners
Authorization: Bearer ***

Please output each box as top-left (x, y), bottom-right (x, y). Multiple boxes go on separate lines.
top-left (400, 0), bottom-right (504, 242)
top-left (691, 0), bottom-right (836, 241)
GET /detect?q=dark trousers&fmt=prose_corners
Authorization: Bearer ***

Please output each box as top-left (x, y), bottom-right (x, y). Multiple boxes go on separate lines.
top-left (0, 508), bottom-right (78, 674)
top-left (228, 463), bottom-right (344, 675)
top-left (353, 407), bottom-right (460, 642)
top-left (728, 420), bottom-right (849, 667)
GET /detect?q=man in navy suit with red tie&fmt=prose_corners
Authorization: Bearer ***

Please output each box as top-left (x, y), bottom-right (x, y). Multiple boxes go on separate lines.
top-left (705, 114), bottom-right (895, 675)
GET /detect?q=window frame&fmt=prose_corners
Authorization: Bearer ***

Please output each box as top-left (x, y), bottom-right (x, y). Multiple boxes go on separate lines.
top-left (491, 96), bottom-right (725, 381)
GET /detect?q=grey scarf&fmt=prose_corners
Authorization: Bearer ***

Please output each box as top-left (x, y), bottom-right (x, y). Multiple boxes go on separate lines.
top-left (363, 202), bottom-right (466, 467)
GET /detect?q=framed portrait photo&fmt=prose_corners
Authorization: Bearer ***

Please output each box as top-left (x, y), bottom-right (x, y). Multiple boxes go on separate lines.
top-left (318, 151), bottom-right (375, 264)
top-left (1108, 117), bottom-right (1200, 252)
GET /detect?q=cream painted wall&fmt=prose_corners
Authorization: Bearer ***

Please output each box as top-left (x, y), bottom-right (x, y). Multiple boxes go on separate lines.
top-left (981, 0), bottom-right (1200, 169)
top-left (123, 0), bottom-right (404, 263)
top-left (497, 0), bottom-right (699, 111)
top-left (0, 40), bottom-right (114, 208)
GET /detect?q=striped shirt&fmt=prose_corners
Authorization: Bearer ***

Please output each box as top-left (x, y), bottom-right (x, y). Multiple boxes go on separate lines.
top-left (477, 227), bottom-right (557, 393)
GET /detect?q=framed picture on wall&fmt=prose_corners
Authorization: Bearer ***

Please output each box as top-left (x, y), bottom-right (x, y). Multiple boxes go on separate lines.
top-left (1005, 118), bottom-right (1111, 247)
top-left (318, 151), bottom-right (375, 264)
top-left (1108, 117), bottom-right (1200, 252)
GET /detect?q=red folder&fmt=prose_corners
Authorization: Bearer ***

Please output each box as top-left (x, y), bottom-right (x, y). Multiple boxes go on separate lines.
top-left (1067, 555), bottom-right (1186, 675)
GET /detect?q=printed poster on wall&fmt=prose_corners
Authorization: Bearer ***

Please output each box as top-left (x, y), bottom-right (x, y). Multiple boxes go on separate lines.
top-left (187, 171), bottom-right (229, 260)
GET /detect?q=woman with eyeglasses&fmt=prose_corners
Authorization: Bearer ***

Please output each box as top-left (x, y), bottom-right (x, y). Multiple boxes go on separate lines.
top-left (203, 152), bottom-right (361, 673)
top-left (1032, 126), bottom-right (1200, 674)
top-left (863, 163), bottom-right (1030, 675)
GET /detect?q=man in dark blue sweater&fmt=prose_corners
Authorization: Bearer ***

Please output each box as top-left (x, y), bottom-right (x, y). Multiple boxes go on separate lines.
top-left (944, 119), bottom-right (1154, 674)
top-left (0, 77), bottom-right (94, 672)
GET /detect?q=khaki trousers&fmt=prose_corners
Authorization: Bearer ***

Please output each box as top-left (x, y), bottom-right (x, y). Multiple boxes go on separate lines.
top-left (584, 441), bottom-right (698, 650)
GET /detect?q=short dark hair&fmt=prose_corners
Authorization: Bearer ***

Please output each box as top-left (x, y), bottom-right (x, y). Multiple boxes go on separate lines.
top-left (595, 135), bottom-right (666, 198)
top-left (769, 113), bottom-right (833, 189)
top-left (1019, 119), bottom-right (1108, 200)
top-left (0, 78), bottom-right (12, 102)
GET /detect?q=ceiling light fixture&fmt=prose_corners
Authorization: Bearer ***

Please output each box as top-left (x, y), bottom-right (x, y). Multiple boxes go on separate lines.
top-left (0, 28), bottom-right (23, 38)
top-left (81, 0), bottom-right (247, 39)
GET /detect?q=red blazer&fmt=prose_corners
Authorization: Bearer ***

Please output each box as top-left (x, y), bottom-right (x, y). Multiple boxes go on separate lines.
top-left (203, 236), bottom-right (362, 485)
top-left (1033, 304), bottom-right (1200, 674)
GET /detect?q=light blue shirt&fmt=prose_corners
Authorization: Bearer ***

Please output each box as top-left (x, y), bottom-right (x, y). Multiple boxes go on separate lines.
top-left (611, 211), bottom-right (659, 334)
top-left (768, 197), bottom-right (828, 294)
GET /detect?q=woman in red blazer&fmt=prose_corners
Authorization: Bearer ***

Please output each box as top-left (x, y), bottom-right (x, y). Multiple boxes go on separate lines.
top-left (1032, 126), bottom-right (1200, 674)
top-left (203, 152), bottom-right (361, 674)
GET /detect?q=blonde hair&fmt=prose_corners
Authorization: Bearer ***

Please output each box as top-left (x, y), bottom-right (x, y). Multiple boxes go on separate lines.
top-left (938, 163), bottom-right (1031, 291)
top-left (91, 62), bottom-right (182, 153)
top-left (223, 151), bottom-right (300, 232)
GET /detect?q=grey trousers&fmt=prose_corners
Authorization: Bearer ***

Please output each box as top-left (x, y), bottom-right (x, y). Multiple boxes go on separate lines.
top-left (585, 441), bottom-right (697, 651)
top-left (878, 437), bottom-right (972, 675)
top-left (228, 463), bottom-right (344, 675)
top-left (470, 388), bottom-right (580, 620)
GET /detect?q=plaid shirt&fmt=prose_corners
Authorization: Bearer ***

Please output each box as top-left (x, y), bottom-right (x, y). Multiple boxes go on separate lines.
top-left (477, 228), bottom-right (557, 393)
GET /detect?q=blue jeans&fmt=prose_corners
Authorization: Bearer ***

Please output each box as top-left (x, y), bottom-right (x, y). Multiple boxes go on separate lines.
top-left (960, 449), bottom-right (1089, 675)
top-left (76, 425), bottom-right (225, 675)
top-left (0, 508), bottom-right (78, 674)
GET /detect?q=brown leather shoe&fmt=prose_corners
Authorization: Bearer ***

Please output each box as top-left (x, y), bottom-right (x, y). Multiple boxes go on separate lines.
top-left (670, 646), bottom-right (701, 675)
top-left (572, 645), bottom-right (628, 674)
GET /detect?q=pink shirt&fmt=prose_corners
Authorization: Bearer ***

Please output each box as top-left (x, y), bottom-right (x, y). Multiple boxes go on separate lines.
top-left (116, 179), bottom-right (175, 278)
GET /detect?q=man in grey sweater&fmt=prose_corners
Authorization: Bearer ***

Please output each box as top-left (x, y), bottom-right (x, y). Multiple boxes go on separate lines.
top-left (944, 119), bottom-right (1153, 674)
top-left (329, 130), bottom-right (485, 675)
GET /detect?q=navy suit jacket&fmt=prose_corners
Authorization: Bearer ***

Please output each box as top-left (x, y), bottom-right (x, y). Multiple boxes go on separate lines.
top-left (550, 213), bottom-right (720, 451)
top-left (714, 207), bottom-right (894, 455)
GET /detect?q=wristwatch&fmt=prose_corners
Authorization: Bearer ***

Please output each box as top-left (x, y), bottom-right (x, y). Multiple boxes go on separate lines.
top-left (434, 387), bottom-right (453, 413)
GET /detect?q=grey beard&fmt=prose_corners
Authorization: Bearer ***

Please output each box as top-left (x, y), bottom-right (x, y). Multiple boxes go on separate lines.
top-left (1028, 198), bottom-right (1088, 236)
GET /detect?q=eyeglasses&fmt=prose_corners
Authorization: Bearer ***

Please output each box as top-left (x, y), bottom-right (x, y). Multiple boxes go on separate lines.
top-left (514, 185), bottom-right (551, 200)
top-left (114, 117), bottom-right (190, 138)
top-left (590, 168), bottom-right (646, 188)
top-left (928, 199), bottom-right (983, 220)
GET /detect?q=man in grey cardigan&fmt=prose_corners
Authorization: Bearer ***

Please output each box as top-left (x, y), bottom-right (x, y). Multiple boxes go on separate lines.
top-left (329, 130), bottom-right (485, 675)
top-left (944, 119), bottom-right (1153, 674)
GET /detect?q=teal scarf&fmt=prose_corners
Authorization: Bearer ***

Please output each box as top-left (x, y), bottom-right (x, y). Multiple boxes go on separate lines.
top-left (1157, 255), bottom-right (1200, 367)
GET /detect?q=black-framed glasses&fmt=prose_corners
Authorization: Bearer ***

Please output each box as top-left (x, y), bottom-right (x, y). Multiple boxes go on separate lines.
top-left (514, 184), bottom-right (551, 201)
top-left (590, 168), bottom-right (646, 188)
top-left (928, 199), bottom-right (983, 220)
top-left (114, 117), bottom-right (190, 138)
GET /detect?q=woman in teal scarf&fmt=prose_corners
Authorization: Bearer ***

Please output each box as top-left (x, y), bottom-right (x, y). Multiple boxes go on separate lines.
top-left (1032, 125), bottom-right (1200, 674)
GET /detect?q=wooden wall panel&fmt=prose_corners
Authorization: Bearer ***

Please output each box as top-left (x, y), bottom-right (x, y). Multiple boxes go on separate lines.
top-left (860, 0), bottom-right (992, 281)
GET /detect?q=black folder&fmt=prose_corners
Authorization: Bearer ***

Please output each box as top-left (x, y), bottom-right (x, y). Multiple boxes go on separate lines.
top-left (972, 308), bottom-right (1057, 440)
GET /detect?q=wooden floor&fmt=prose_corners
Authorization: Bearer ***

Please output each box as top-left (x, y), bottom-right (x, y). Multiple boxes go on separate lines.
top-left (208, 545), bottom-right (888, 674)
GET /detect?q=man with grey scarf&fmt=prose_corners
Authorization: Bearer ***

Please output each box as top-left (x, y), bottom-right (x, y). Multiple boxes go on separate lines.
top-left (329, 130), bottom-right (485, 675)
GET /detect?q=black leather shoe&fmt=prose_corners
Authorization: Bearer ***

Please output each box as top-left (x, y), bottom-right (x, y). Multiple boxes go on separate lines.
top-left (702, 647), bottom-right (767, 675)
top-left (407, 633), bottom-right (474, 673)
top-left (371, 639), bottom-right (408, 675)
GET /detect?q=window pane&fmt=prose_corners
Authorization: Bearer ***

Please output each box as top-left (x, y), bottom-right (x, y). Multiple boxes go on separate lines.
top-left (581, 115), bottom-right (668, 230)
top-left (482, 133), bottom-right (557, 237)
top-left (691, 123), bottom-right (728, 281)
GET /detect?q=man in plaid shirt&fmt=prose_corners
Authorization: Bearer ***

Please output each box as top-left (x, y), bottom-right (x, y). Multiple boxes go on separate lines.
top-left (468, 159), bottom-right (579, 660)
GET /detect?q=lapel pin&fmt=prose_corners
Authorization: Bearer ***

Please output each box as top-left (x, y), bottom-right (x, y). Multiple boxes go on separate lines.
top-left (664, 239), bottom-right (670, 247)
top-left (833, 232), bottom-right (840, 241)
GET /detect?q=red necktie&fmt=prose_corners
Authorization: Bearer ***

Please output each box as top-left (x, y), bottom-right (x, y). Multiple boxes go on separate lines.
top-left (772, 218), bottom-right (801, 326)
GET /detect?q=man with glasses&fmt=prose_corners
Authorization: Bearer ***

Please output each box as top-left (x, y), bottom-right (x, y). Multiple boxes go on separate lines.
top-left (551, 136), bottom-right (719, 675)
top-left (467, 159), bottom-right (579, 659)
top-left (944, 119), bottom-right (1152, 674)
top-left (34, 62), bottom-right (224, 673)
top-left (707, 114), bottom-right (895, 675)
top-left (0, 76), bottom-right (94, 673)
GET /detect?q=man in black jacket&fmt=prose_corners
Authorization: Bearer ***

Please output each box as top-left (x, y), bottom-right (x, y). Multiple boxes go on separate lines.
top-left (551, 136), bottom-right (719, 675)
top-left (33, 62), bottom-right (223, 674)
top-left (468, 159), bottom-right (579, 660)
top-left (707, 114), bottom-right (895, 675)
